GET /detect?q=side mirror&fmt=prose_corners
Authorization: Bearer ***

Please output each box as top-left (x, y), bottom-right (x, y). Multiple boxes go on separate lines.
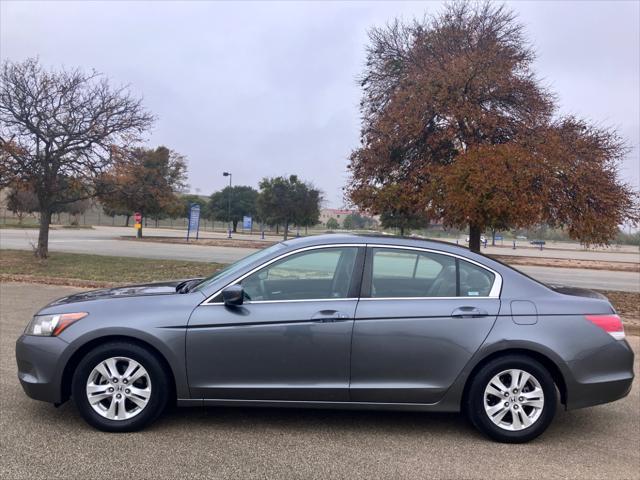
top-left (222, 285), bottom-right (244, 306)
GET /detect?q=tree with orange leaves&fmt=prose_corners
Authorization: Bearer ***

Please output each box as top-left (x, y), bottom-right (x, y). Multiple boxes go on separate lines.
top-left (97, 146), bottom-right (187, 237)
top-left (347, 2), bottom-right (638, 252)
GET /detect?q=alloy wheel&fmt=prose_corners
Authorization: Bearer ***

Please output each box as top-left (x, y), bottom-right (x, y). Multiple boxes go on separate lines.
top-left (85, 356), bottom-right (152, 421)
top-left (483, 368), bottom-right (544, 431)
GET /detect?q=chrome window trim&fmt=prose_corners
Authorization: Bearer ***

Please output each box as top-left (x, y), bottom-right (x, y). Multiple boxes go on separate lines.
top-left (366, 244), bottom-right (503, 299)
top-left (359, 297), bottom-right (498, 302)
top-left (202, 244), bottom-right (366, 305)
top-left (233, 298), bottom-right (358, 305)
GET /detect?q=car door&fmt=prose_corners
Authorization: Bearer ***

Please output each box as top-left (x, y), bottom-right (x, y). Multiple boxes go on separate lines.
top-left (187, 245), bottom-right (364, 402)
top-left (350, 246), bottom-right (501, 404)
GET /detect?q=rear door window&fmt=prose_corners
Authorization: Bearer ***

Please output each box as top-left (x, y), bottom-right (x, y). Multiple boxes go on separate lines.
top-left (370, 248), bottom-right (456, 297)
top-left (459, 260), bottom-right (495, 297)
top-left (368, 248), bottom-right (496, 298)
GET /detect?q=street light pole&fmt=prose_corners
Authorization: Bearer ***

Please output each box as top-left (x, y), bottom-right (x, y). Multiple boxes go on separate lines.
top-left (223, 171), bottom-right (232, 238)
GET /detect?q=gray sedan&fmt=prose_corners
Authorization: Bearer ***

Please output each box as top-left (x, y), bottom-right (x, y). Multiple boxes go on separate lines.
top-left (15, 234), bottom-right (634, 443)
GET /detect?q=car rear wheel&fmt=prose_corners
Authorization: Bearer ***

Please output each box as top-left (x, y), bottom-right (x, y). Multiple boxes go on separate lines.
top-left (465, 355), bottom-right (557, 443)
top-left (72, 342), bottom-right (169, 432)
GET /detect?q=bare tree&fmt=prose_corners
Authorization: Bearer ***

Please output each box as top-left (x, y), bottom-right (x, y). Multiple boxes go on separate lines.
top-left (0, 58), bottom-right (154, 257)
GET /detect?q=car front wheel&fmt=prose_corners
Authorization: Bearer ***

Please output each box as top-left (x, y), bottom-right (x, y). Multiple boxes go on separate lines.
top-left (71, 342), bottom-right (169, 432)
top-left (466, 355), bottom-right (557, 443)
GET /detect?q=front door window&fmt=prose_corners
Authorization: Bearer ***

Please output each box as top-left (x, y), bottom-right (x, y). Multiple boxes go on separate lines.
top-left (241, 247), bottom-right (359, 301)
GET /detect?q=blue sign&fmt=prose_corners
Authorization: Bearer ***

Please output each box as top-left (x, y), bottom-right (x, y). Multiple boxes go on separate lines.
top-left (242, 216), bottom-right (252, 230)
top-left (495, 235), bottom-right (503, 241)
top-left (187, 204), bottom-right (201, 241)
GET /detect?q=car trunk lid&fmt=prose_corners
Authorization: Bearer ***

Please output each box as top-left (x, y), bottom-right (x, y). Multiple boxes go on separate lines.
top-left (547, 285), bottom-right (608, 300)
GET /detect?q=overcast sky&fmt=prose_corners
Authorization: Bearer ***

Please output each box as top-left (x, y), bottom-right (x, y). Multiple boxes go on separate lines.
top-left (2, 0), bottom-right (638, 207)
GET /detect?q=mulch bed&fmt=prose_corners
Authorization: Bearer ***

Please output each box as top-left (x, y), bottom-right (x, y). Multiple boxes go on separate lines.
top-left (118, 236), bottom-right (276, 249)
top-left (1, 274), bottom-right (118, 289)
top-left (596, 290), bottom-right (640, 336)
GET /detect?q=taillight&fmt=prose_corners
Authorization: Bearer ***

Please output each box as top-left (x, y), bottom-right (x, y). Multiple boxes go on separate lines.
top-left (585, 314), bottom-right (625, 340)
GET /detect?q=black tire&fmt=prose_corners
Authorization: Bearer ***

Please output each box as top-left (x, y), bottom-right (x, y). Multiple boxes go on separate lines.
top-left (465, 355), bottom-right (557, 443)
top-left (72, 341), bottom-right (169, 432)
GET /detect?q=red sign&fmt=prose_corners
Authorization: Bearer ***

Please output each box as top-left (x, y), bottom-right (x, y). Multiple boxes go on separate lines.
top-left (134, 212), bottom-right (142, 223)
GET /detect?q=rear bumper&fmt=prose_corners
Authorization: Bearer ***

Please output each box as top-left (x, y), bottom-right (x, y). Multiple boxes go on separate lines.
top-left (566, 339), bottom-right (634, 410)
top-left (15, 334), bottom-right (68, 404)
top-left (567, 377), bottom-right (633, 410)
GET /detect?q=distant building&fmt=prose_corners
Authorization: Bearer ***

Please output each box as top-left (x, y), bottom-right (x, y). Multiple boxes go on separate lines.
top-left (319, 208), bottom-right (380, 228)
top-left (319, 208), bottom-right (356, 227)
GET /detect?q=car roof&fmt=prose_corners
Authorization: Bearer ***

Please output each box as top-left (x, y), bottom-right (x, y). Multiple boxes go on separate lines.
top-left (280, 233), bottom-right (471, 254)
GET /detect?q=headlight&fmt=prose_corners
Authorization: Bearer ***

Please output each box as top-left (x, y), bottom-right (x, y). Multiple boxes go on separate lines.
top-left (25, 312), bottom-right (88, 336)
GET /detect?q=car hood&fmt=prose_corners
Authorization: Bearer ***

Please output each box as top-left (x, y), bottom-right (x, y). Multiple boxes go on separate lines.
top-left (47, 278), bottom-right (202, 306)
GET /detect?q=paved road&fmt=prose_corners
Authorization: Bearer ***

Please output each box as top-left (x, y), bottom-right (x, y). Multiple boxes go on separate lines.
top-left (3, 226), bottom-right (639, 262)
top-left (2, 227), bottom-right (639, 291)
top-left (0, 226), bottom-right (257, 264)
top-left (1, 283), bottom-right (638, 480)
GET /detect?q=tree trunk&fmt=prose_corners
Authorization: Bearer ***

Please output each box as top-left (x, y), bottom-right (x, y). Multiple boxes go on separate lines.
top-left (125, 214), bottom-right (131, 227)
top-left (400, 226), bottom-right (405, 236)
top-left (233, 220), bottom-right (238, 233)
top-left (491, 228), bottom-right (496, 246)
top-left (283, 220), bottom-right (289, 240)
top-left (469, 224), bottom-right (481, 253)
top-left (36, 209), bottom-right (52, 259)
top-left (276, 224), bottom-right (279, 235)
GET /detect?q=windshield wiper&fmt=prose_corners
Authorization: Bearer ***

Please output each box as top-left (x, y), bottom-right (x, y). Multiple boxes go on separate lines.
top-left (176, 280), bottom-right (193, 293)
top-left (176, 278), bottom-right (202, 294)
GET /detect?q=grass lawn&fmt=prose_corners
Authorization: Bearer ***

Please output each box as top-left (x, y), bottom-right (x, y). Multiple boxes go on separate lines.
top-left (0, 249), bottom-right (222, 285)
top-left (0, 223), bottom-right (39, 229)
top-left (0, 224), bottom-right (93, 230)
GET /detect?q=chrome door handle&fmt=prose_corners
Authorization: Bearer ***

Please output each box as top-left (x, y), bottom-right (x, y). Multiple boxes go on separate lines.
top-left (311, 310), bottom-right (350, 322)
top-left (451, 306), bottom-right (488, 318)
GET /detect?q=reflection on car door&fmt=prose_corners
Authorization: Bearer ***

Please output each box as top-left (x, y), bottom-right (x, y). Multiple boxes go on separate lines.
top-left (350, 247), bottom-right (500, 404)
top-left (186, 246), bottom-right (364, 402)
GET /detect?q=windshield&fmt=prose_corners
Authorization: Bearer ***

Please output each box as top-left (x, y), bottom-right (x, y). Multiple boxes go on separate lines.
top-left (191, 243), bottom-right (286, 292)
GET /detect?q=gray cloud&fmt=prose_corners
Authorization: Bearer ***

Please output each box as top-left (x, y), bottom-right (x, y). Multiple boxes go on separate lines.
top-left (2, 0), bottom-right (638, 206)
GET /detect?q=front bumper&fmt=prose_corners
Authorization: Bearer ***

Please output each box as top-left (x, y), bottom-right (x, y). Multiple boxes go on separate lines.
top-left (15, 334), bottom-right (68, 404)
top-left (566, 339), bottom-right (635, 410)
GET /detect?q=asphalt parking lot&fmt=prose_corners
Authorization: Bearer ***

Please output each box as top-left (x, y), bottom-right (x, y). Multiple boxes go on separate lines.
top-left (1, 283), bottom-right (639, 480)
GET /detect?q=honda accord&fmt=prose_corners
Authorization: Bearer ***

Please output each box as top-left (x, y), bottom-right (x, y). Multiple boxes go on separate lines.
top-left (15, 234), bottom-right (634, 442)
